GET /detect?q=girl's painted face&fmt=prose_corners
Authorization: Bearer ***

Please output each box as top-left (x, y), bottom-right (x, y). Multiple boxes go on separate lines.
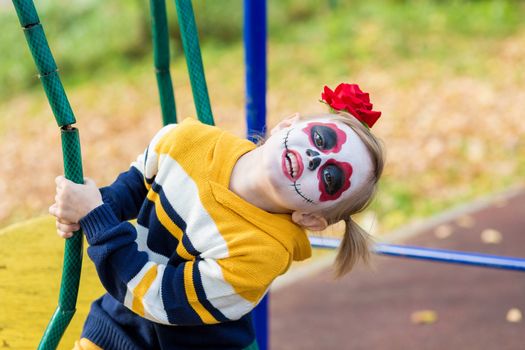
top-left (263, 116), bottom-right (372, 212)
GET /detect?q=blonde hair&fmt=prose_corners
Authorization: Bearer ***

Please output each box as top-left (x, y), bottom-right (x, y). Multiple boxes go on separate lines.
top-left (314, 112), bottom-right (385, 277)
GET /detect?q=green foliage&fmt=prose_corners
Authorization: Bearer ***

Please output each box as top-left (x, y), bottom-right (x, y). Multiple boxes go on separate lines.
top-left (0, 0), bottom-right (331, 101)
top-left (1, 0), bottom-right (149, 100)
top-left (272, 0), bottom-right (523, 67)
top-left (4, 0), bottom-right (523, 101)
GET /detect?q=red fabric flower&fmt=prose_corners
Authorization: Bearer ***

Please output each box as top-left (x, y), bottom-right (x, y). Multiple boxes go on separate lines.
top-left (321, 83), bottom-right (382, 128)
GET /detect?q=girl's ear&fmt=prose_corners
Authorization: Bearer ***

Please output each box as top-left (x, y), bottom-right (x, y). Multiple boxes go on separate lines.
top-left (270, 113), bottom-right (301, 135)
top-left (291, 211), bottom-right (328, 231)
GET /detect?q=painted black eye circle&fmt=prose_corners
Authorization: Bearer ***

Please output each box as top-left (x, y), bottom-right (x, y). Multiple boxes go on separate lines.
top-left (322, 164), bottom-right (344, 195)
top-left (324, 171), bottom-right (333, 186)
top-left (311, 125), bottom-right (337, 151)
top-left (313, 131), bottom-right (324, 148)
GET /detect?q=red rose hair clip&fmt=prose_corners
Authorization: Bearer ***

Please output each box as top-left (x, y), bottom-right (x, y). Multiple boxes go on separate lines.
top-left (321, 83), bottom-right (381, 128)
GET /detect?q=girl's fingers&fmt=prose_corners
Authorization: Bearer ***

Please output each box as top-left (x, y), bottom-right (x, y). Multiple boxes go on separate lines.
top-left (49, 204), bottom-right (57, 216)
top-left (56, 230), bottom-right (74, 239)
top-left (55, 175), bottom-right (66, 188)
top-left (55, 220), bottom-right (80, 233)
top-left (56, 219), bottom-right (77, 239)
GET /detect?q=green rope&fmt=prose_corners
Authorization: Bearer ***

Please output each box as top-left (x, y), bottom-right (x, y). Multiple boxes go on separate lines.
top-left (150, 0), bottom-right (177, 125)
top-left (174, 0), bottom-right (214, 126)
top-left (150, 0), bottom-right (214, 126)
top-left (12, 0), bottom-right (214, 348)
top-left (12, 1), bottom-right (84, 349)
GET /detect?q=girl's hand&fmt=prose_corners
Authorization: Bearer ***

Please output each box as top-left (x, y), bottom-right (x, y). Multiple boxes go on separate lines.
top-left (51, 215), bottom-right (79, 239)
top-left (49, 176), bottom-right (103, 227)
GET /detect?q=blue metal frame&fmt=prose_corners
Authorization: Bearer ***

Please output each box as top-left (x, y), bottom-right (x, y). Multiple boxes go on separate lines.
top-left (243, 0), bottom-right (268, 349)
top-left (244, 0), bottom-right (267, 143)
top-left (310, 236), bottom-right (525, 272)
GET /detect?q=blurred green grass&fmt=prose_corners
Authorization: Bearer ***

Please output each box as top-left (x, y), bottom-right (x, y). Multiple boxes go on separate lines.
top-left (3, 0), bottom-right (523, 100)
top-left (1, 0), bottom-right (524, 232)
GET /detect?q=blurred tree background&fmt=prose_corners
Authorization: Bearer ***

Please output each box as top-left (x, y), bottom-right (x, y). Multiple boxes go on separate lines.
top-left (1, 0), bottom-right (524, 232)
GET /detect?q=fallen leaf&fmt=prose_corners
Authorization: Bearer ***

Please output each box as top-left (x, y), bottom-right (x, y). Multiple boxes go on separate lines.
top-left (411, 310), bottom-right (438, 325)
top-left (434, 225), bottom-right (453, 239)
top-left (481, 229), bottom-right (503, 244)
top-left (506, 308), bottom-right (522, 323)
top-left (456, 215), bottom-right (475, 228)
top-left (493, 198), bottom-right (508, 208)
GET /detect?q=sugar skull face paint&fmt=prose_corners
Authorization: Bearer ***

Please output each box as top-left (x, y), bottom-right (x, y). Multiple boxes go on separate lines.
top-left (302, 122), bottom-right (348, 154)
top-left (262, 116), bottom-right (373, 212)
top-left (302, 122), bottom-right (354, 202)
top-left (317, 159), bottom-right (353, 202)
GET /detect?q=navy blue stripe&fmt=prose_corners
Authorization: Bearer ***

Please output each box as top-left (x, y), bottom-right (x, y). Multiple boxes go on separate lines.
top-left (143, 147), bottom-right (156, 185)
top-left (137, 198), bottom-right (154, 227)
top-left (162, 264), bottom-right (203, 325)
top-left (146, 202), bottom-right (182, 260)
top-left (111, 242), bottom-right (149, 284)
top-left (151, 182), bottom-right (200, 256)
top-left (145, 175), bottom-right (156, 185)
top-left (193, 259), bottom-right (229, 322)
top-left (136, 198), bottom-right (187, 265)
top-left (144, 146), bottom-right (149, 166)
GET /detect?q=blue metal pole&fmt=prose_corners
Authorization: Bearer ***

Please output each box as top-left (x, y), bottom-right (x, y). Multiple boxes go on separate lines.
top-left (244, 0), bottom-right (267, 143)
top-left (244, 0), bottom-right (268, 349)
top-left (309, 236), bottom-right (525, 272)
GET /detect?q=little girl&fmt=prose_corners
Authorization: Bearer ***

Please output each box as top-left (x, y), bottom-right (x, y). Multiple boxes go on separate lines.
top-left (50, 83), bottom-right (384, 350)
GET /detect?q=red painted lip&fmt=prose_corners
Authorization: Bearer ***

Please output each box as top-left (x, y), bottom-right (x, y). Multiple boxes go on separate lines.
top-left (281, 149), bottom-right (304, 182)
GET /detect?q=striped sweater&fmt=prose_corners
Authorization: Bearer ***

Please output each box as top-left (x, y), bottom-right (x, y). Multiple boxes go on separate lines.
top-left (79, 118), bottom-right (312, 349)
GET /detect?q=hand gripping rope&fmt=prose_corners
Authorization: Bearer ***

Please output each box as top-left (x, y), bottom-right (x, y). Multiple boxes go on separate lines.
top-left (12, 0), bottom-right (213, 348)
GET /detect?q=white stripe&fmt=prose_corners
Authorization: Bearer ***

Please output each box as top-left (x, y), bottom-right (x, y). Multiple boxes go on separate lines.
top-left (135, 224), bottom-right (170, 265)
top-left (123, 261), bottom-right (170, 324)
top-left (123, 261), bottom-right (156, 310)
top-left (141, 264), bottom-right (170, 324)
top-left (198, 259), bottom-right (254, 320)
top-left (131, 124), bottom-right (178, 177)
top-left (154, 156), bottom-right (230, 259)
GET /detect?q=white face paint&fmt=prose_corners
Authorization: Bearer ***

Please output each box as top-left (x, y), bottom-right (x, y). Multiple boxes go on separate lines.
top-left (261, 116), bottom-right (373, 212)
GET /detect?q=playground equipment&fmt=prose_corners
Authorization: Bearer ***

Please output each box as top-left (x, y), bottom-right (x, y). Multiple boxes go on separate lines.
top-left (12, 1), bottom-right (85, 348)
top-left (11, 0), bottom-right (525, 349)
top-left (12, 0), bottom-right (214, 348)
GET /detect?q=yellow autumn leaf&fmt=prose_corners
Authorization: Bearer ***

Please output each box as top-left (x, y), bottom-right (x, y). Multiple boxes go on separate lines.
top-left (493, 198), bottom-right (509, 208)
top-left (481, 229), bottom-right (503, 244)
top-left (456, 215), bottom-right (475, 228)
top-left (506, 308), bottom-right (522, 323)
top-left (434, 225), bottom-right (453, 239)
top-left (411, 310), bottom-right (438, 325)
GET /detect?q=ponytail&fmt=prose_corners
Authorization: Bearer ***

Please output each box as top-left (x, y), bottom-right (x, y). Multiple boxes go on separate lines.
top-left (334, 218), bottom-right (372, 278)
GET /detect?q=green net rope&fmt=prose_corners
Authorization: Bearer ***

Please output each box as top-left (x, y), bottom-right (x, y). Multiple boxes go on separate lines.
top-left (11, 1), bottom-right (84, 349)
top-left (12, 0), bottom-right (214, 348)
top-left (150, 0), bottom-right (177, 125)
top-left (174, 0), bottom-right (214, 126)
top-left (150, 0), bottom-right (215, 127)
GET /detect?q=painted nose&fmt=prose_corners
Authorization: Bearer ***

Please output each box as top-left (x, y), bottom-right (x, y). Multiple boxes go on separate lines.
top-left (306, 149), bottom-right (321, 170)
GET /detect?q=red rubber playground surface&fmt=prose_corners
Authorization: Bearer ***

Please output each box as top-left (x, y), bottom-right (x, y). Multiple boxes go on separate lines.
top-left (270, 188), bottom-right (525, 350)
